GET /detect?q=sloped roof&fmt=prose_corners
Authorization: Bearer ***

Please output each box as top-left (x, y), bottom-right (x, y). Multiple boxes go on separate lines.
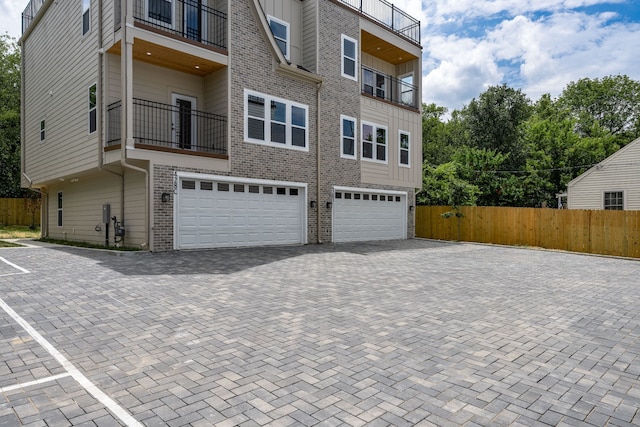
top-left (567, 136), bottom-right (640, 188)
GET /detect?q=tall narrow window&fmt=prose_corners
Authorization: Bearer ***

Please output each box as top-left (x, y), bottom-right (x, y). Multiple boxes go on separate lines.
top-left (268, 16), bottom-right (290, 60)
top-left (400, 73), bottom-right (415, 107)
top-left (399, 131), bottom-right (410, 167)
top-left (340, 115), bottom-right (356, 159)
top-left (82, 0), bottom-right (90, 35)
top-left (40, 120), bottom-right (46, 141)
top-left (57, 192), bottom-right (63, 227)
top-left (341, 34), bottom-right (357, 80)
top-left (604, 191), bottom-right (624, 210)
top-left (88, 84), bottom-right (97, 134)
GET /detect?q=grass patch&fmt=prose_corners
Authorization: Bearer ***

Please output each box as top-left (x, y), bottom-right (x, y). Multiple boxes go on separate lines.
top-left (0, 240), bottom-right (23, 248)
top-left (37, 238), bottom-right (142, 251)
top-left (0, 225), bottom-right (40, 239)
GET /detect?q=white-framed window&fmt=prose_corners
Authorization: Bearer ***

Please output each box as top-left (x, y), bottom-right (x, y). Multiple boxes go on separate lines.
top-left (361, 122), bottom-right (387, 163)
top-left (399, 72), bottom-right (415, 107)
top-left (40, 119), bottom-right (46, 141)
top-left (244, 89), bottom-right (308, 151)
top-left (88, 84), bottom-right (97, 134)
top-left (399, 130), bottom-right (410, 167)
top-left (57, 192), bottom-right (63, 227)
top-left (363, 67), bottom-right (386, 99)
top-left (268, 15), bottom-right (290, 60)
top-left (341, 34), bottom-right (357, 80)
top-left (82, 0), bottom-right (90, 35)
top-left (340, 115), bottom-right (357, 159)
top-left (603, 191), bottom-right (624, 210)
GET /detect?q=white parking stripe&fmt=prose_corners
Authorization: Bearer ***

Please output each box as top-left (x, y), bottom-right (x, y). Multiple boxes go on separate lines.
top-left (0, 372), bottom-right (72, 393)
top-left (0, 266), bottom-right (142, 427)
top-left (0, 256), bottom-right (30, 275)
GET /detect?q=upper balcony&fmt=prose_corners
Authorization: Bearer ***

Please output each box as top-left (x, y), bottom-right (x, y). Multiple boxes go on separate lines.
top-left (334, 0), bottom-right (420, 45)
top-left (114, 0), bottom-right (227, 52)
top-left (361, 64), bottom-right (419, 110)
top-left (106, 98), bottom-right (227, 158)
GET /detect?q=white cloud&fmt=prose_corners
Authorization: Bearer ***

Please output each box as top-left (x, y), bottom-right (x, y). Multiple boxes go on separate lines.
top-left (422, 6), bottom-right (640, 112)
top-left (0, 0), bottom-right (24, 39)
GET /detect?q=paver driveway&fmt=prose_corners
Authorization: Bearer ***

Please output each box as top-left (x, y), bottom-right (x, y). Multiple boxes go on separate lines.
top-left (1, 239), bottom-right (639, 426)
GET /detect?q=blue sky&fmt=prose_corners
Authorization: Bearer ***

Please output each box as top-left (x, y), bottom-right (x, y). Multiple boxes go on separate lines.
top-left (2, 0), bottom-right (640, 115)
top-left (398, 0), bottom-right (640, 114)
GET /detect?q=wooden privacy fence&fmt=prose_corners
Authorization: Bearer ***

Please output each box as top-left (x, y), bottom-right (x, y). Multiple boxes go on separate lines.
top-left (416, 206), bottom-right (640, 259)
top-left (0, 198), bottom-right (41, 227)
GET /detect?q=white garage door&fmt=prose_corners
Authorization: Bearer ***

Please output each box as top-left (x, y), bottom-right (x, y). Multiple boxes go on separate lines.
top-left (176, 175), bottom-right (306, 249)
top-left (332, 187), bottom-right (407, 243)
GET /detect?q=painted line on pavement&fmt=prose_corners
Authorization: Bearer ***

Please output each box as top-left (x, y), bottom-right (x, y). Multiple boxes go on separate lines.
top-left (0, 257), bottom-right (142, 427)
top-left (0, 372), bottom-right (72, 393)
top-left (0, 255), bottom-right (30, 276)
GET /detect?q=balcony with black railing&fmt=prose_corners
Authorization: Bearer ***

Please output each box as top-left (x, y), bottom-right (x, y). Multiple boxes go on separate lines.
top-left (335, 0), bottom-right (420, 44)
top-left (107, 98), bottom-right (227, 157)
top-left (361, 65), bottom-right (419, 110)
top-left (114, 0), bottom-right (227, 51)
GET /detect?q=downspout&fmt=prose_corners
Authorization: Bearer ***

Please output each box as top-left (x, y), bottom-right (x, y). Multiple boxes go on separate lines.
top-left (120, 0), bottom-right (150, 249)
top-left (316, 80), bottom-right (322, 243)
top-left (96, 0), bottom-right (124, 213)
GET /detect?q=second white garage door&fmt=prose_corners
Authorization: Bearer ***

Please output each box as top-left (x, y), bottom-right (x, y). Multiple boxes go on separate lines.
top-left (176, 174), bottom-right (307, 249)
top-left (332, 186), bottom-right (407, 243)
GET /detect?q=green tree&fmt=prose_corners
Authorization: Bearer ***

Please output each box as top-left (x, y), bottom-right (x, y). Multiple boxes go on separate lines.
top-left (558, 75), bottom-right (640, 141)
top-left (461, 84), bottom-right (533, 170)
top-left (0, 35), bottom-right (26, 198)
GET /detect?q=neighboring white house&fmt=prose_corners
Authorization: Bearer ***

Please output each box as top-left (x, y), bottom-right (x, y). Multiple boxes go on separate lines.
top-left (567, 136), bottom-right (640, 210)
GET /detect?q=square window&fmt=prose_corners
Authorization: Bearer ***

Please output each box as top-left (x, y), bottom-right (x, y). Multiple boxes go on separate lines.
top-left (277, 187), bottom-right (286, 195)
top-left (234, 184), bottom-right (245, 192)
top-left (182, 180), bottom-right (196, 190)
top-left (604, 191), bottom-right (623, 210)
top-left (345, 193), bottom-right (352, 199)
top-left (363, 194), bottom-right (370, 200)
top-left (380, 195), bottom-right (386, 201)
top-left (362, 122), bottom-right (387, 163)
top-left (289, 188), bottom-right (299, 196)
top-left (249, 185), bottom-right (260, 193)
top-left (372, 195), bottom-right (378, 201)
top-left (335, 192), bottom-right (342, 199)
top-left (263, 186), bottom-right (273, 194)
top-left (354, 193), bottom-right (361, 200)
top-left (217, 183), bottom-right (230, 192)
top-left (200, 181), bottom-right (213, 191)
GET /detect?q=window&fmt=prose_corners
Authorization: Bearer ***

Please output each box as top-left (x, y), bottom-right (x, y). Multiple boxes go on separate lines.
top-left (399, 131), bottom-right (410, 167)
top-left (57, 192), bottom-right (63, 227)
top-left (147, 0), bottom-right (173, 26)
top-left (40, 120), bottom-right (45, 141)
top-left (340, 115), bottom-right (357, 159)
top-left (363, 68), bottom-right (386, 99)
top-left (244, 89), bottom-right (308, 151)
top-left (361, 122), bottom-right (387, 163)
top-left (82, 0), bottom-right (90, 35)
top-left (88, 84), bottom-right (97, 134)
top-left (268, 16), bottom-right (290, 59)
top-left (341, 34), bottom-right (357, 80)
top-left (399, 73), bottom-right (415, 107)
top-left (604, 191), bottom-right (624, 210)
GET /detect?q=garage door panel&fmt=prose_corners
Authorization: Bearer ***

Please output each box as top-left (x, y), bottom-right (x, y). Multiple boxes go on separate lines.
top-left (333, 190), bottom-right (405, 243)
top-left (177, 177), bottom-right (305, 249)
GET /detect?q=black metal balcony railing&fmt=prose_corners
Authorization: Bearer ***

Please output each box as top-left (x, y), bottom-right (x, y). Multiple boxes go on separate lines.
top-left (107, 98), bottom-right (227, 156)
top-left (337, 0), bottom-right (420, 44)
top-left (21, 0), bottom-right (45, 33)
top-left (361, 65), bottom-right (419, 109)
top-left (114, 0), bottom-right (227, 50)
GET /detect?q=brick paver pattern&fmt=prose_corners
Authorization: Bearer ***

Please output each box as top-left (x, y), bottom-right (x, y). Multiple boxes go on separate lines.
top-left (1, 239), bottom-right (639, 426)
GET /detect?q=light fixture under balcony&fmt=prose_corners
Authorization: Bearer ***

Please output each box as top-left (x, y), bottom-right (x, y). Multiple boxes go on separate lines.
top-left (146, 52), bottom-right (151, 56)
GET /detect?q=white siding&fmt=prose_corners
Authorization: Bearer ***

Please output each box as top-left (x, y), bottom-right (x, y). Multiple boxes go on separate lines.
top-left (302, 0), bottom-right (317, 72)
top-left (259, 0), bottom-right (303, 64)
top-left (360, 97), bottom-right (421, 188)
top-left (23, 0), bottom-right (101, 183)
top-left (568, 138), bottom-right (640, 210)
top-left (46, 170), bottom-right (146, 247)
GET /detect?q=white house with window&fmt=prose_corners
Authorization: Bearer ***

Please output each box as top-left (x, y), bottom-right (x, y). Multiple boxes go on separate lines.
top-left (566, 136), bottom-right (640, 210)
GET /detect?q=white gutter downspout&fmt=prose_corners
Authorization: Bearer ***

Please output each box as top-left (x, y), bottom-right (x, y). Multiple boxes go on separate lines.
top-left (97, 0), bottom-right (125, 227)
top-left (120, 0), bottom-right (149, 249)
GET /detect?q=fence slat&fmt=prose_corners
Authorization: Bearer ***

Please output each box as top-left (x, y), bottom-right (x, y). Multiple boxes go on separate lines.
top-left (416, 206), bottom-right (640, 259)
top-left (0, 198), bottom-right (41, 227)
